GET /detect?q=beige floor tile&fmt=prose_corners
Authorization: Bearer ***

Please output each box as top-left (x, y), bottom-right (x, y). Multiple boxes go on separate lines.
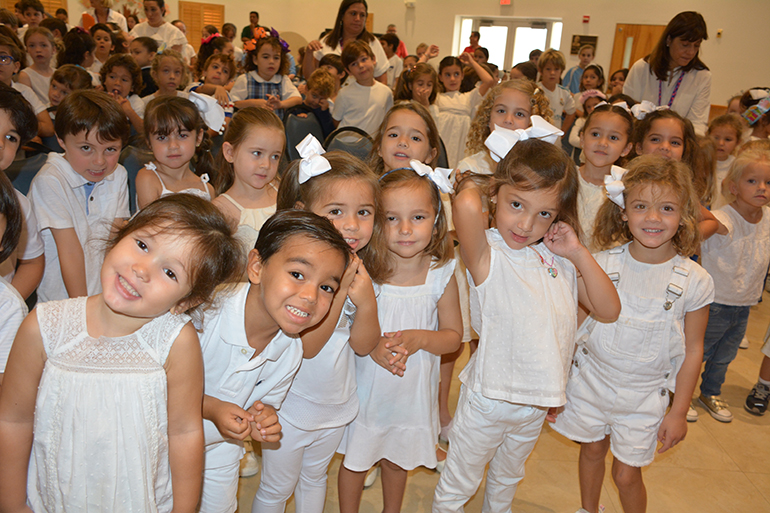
top-left (745, 472), bottom-right (770, 504)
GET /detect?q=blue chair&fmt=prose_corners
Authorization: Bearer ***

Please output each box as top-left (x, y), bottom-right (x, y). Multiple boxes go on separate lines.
top-left (119, 145), bottom-right (154, 215)
top-left (323, 126), bottom-right (373, 162)
top-left (4, 153), bottom-right (49, 195)
top-left (285, 113), bottom-right (325, 161)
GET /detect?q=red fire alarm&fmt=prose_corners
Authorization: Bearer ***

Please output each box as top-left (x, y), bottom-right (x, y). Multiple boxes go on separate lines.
top-left (500, 0), bottom-right (511, 4)
top-left (583, 15), bottom-right (590, 23)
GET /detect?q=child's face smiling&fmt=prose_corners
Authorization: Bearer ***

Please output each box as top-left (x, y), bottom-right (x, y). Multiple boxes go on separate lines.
top-left (636, 118), bottom-right (685, 161)
top-left (203, 60), bottom-right (231, 86)
top-left (104, 65), bottom-right (134, 98)
top-left (129, 41), bottom-right (154, 67)
top-left (311, 178), bottom-right (375, 253)
top-left (0, 109), bottom-right (22, 171)
top-left (26, 33), bottom-right (53, 66)
top-left (58, 129), bottom-right (122, 182)
top-left (580, 111), bottom-right (632, 169)
top-left (488, 88), bottom-right (532, 132)
top-left (48, 79), bottom-right (72, 106)
top-left (622, 183), bottom-right (681, 262)
top-left (493, 184), bottom-right (560, 251)
top-left (255, 44), bottom-right (281, 81)
top-left (248, 235), bottom-right (346, 335)
top-left (378, 109), bottom-right (436, 171)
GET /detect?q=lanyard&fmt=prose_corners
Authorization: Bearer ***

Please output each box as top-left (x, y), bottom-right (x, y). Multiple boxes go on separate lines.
top-left (658, 70), bottom-right (685, 108)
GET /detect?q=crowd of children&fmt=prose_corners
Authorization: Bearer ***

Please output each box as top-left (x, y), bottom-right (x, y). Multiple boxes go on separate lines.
top-left (0, 4), bottom-right (768, 513)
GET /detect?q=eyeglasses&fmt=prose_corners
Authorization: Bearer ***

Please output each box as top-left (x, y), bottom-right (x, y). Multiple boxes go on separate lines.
top-left (0, 55), bottom-right (16, 65)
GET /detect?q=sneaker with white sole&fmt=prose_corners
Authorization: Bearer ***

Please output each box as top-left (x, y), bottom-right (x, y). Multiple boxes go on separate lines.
top-left (739, 336), bottom-right (749, 349)
top-left (745, 382), bottom-right (770, 416)
top-left (363, 465), bottom-right (379, 488)
top-left (687, 404), bottom-right (699, 422)
top-left (239, 451), bottom-right (260, 478)
top-left (698, 394), bottom-right (733, 422)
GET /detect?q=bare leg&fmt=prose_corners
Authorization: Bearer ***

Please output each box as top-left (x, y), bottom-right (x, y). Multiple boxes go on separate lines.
top-left (579, 437), bottom-right (610, 513)
top-left (380, 459), bottom-right (408, 513)
top-left (612, 458), bottom-right (646, 513)
top-left (439, 344), bottom-right (464, 428)
top-left (337, 465), bottom-right (367, 513)
top-left (759, 356), bottom-right (770, 382)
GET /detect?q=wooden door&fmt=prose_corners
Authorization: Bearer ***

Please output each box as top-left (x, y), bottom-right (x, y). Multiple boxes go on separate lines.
top-left (610, 24), bottom-right (666, 74)
top-left (178, 1), bottom-right (225, 51)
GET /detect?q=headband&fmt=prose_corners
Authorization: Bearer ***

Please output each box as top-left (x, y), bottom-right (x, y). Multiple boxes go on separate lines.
top-left (296, 134), bottom-right (331, 184)
top-left (484, 115), bottom-right (563, 162)
top-left (579, 89), bottom-right (607, 105)
top-left (629, 100), bottom-right (668, 120)
top-left (604, 165), bottom-right (628, 209)
top-left (743, 98), bottom-right (770, 126)
top-left (188, 92), bottom-right (227, 134)
top-left (201, 32), bottom-right (222, 45)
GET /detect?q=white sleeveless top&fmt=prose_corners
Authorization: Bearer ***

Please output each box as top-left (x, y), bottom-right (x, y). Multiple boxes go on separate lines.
top-left (461, 229), bottom-right (578, 407)
top-left (145, 162), bottom-right (211, 201)
top-left (23, 67), bottom-right (52, 105)
top-left (220, 190), bottom-right (276, 254)
top-left (28, 297), bottom-right (190, 513)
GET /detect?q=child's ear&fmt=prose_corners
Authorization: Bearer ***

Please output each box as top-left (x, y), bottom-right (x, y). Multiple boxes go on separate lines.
top-left (246, 248), bottom-right (263, 285)
top-left (620, 209), bottom-right (628, 222)
top-left (222, 141), bottom-right (235, 163)
top-left (427, 147), bottom-right (438, 165)
top-left (635, 142), bottom-right (643, 156)
top-left (727, 179), bottom-right (738, 197)
top-left (621, 142), bottom-right (633, 157)
top-left (195, 129), bottom-right (204, 147)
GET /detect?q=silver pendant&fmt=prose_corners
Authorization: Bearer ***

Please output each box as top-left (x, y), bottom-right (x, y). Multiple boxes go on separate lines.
top-left (664, 301), bottom-right (673, 310)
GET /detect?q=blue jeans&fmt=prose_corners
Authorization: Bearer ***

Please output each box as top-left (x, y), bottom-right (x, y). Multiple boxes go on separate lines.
top-left (700, 303), bottom-right (751, 396)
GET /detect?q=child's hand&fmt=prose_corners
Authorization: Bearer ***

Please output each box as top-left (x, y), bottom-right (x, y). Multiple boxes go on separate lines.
top-left (545, 406), bottom-right (562, 423)
top-left (543, 221), bottom-right (584, 261)
top-left (370, 335), bottom-right (408, 376)
top-left (297, 112), bottom-right (309, 118)
top-left (213, 85), bottom-right (230, 107)
top-left (347, 259), bottom-right (375, 309)
top-left (247, 401), bottom-right (281, 443)
top-left (306, 40), bottom-right (323, 52)
top-left (383, 330), bottom-right (423, 356)
top-left (108, 91), bottom-right (132, 112)
top-left (266, 94), bottom-right (282, 111)
top-left (413, 83), bottom-right (432, 107)
top-left (657, 411), bottom-right (687, 453)
top-left (297, 82), bottom-right (307, 95)
top-left (459, 52), bottom-right (474, 65)
top-left (319, 98), bottom-right (330, 111)
top-left (211, 400), bottom-right (254, 440)
top-left (426, 44), bottom-right (440, 59)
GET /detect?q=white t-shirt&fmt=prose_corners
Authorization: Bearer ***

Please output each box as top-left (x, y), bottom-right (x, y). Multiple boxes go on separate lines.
top-left (141, 90), bottom-right (189, 106)
top-left (199, 282), bottom-right (302, 468)
top-left (537, 82), bottom-right (575, 128)
top-left (313, 37), bottom-right (389, 79)
top-left (623, 59), bottom-right (711, 136)
top-left (28, 153), bottom-right (129, 302)
top-left (229, 71), bottom-right (300, 102)
top-left (0, 191), bottom-right (45, 282)
top-left (0, 276), bottom-right (27, 373)
top-left (129, 21), bottom-right (187, 50)
top-left (711, 155), bottom-right (735, 210)
top-left (701, 205), bottom-right (770, 306)
top-left (11, 81), bottom-right (46, 115)
top-left (332, 80), bottom-right (393, 136)
top-left (385, 54), bottom-right (403, 90)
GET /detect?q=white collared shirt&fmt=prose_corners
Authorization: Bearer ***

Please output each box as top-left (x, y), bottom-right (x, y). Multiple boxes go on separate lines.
top-left (199, 282), bottom-right (302, 467)
top-left (29, 153), bottom-right (129, 302)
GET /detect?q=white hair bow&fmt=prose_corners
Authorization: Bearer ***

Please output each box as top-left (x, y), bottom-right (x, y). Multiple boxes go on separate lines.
top-left (484, 115), bottom-right (564, 162)
top-left (604, 165), bottom-right (628, 209)
top-left (594, 100), bottom-right (632, 115)
top-left (749, 89), bottom-right (770, 101)
top-left (296, 134), bottom-right (331, 184)
top-left (188, 92), bottom-right (227, 134)
top-left (409, 160), bottom-right (454, 194)
top-left (629, 100), bottom-right (668, 120)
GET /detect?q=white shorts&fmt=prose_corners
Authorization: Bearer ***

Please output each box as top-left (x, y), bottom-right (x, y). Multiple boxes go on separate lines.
top-left (198, 460), bottom-right (240, 513)
top-left (550, 351), bottom-right (669, 467)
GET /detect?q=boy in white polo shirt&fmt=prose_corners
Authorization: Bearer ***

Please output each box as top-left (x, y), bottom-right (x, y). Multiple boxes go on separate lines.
top-left (198, 210), bottom-right (351, 513)
top-left (28, 90), bottom-right (130, 302)
top-left (333, 40), bottom-right (393, 136)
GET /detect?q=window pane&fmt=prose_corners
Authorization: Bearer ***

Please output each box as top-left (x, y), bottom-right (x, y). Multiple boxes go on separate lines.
top-left (478, 25), bottom-right (508, 68)
top-left (550, 22), bottom-right (563, 50)
top-left (512, 27), bottom-right (547, 66)
top-left (458, 18), bottom-right (474, 55)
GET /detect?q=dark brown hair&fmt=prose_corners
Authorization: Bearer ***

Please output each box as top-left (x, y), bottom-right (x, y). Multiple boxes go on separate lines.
top-left (55, 90), bottom-right (129, 145)
top-left (144, 96), bottom-right (216, 178)
top-left (0, 82), bottom-right (37, 146)
top-left (195, 35), bottom-right (229, 79)
top-left (369, 101), bottom-right (440, 175)
top-left (631, 109), bottom-right (697, 169)
top-left (277, 151), bottom-right (391, 283)
top-left (214, 107), bottom-right (284, 194)
top-left (340, 39), bottom-right (374, 69)
top-left (646, 11), bottom-right (708, 81)
top-left (100, 53), bottom-right (143, 95)
top-left (394, 63), bottom-right (438, 104)
top-left (201, 53), bottom-right (235, 84)
top-left (245, 37), bottom-right (290, 76)
top-left (0, 171), bottom-right (21, 262)
top-left (379, 169), bottom-right (452, 268)
top-left (323, 0), bottom-right (374, 49)
top-left (581, 103), bottom-right (635, 153)
top-left (106, 194), bottom-right (244, 316)
top-left (51, 64), bottom-right (93, 92)
top-left (57, 28), bottom-right (95, 67)
top-left (492, 138), bottom-right (580, 238)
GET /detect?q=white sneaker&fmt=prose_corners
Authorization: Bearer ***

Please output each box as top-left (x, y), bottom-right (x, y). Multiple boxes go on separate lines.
top-left (239, 451), bottom-right (260, 478)
top-left (687, 404), bottom-right (699, 422)
top-left (363, 465), bottom-right (379, 488)
top-left (739, 336), bottom-right (749, 349)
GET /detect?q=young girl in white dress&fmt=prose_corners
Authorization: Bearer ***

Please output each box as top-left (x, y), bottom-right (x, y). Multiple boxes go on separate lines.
top-left (433, 135), bottom-right (620, 513)
top-left (17, 27), bottom-right (55, 105)
top-left (136, 96), bottom-right (218, 209)
top-left (435, 53), bottom-right (496, 168)
top-left (213, 107), bottom-right (284, 256)
top-left (339, 162), bottom-right (461, 513)
top-left (551, 156), bottom-right (714, 513)
top-left (0, 195), bottom-right (244, 512)
top-left (252, 147), bottom-right (388, 513)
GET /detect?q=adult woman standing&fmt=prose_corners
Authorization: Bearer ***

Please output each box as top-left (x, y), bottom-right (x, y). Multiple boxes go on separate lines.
top-left (80, 0), bottom-right (128, 33)
top-left (128, 0), bottom-right (186, 53)
top-left (302, 0), bottom-right (388, 83)
top-left (624, 11), bottom-right (710, 134)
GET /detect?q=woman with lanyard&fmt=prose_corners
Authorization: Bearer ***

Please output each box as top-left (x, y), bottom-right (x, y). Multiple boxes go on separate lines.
top-left (624, 11), bottom-right (711, 135)
top-left (302, 0), bottom-right (388, 84)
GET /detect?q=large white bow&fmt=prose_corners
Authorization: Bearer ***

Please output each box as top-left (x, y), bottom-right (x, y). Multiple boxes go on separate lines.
top-left (749, 89), bottom-right (770, 101)
top-left (604, 165), bottom-right (627, 209)
top-left (484, 115), bottom-right (564, 162)
top-left (188, 92), bottom-right (227, 134)
top-left (409, 160), bottom-right (454, 194)
top-left (296, 134), bottom-right (331, 184)
top-left (629, 100), bottom-right (668, 120)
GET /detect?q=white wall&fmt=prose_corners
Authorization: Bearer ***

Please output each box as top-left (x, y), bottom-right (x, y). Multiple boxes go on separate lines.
top-left (74, 0), bottom-right (770, 105)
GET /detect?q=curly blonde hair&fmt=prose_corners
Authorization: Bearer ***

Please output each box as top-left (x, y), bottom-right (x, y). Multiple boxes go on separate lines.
top-left (593, 155), bottom-right (700, 256)
top-left (465, 79), bottom-right (553, 157)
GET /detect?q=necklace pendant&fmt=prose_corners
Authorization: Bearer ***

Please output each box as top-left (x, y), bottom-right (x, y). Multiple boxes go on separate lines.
top-left (548, 267), bottom-right (558, 278)
top-left (664, 300), bottom-right (673, 310)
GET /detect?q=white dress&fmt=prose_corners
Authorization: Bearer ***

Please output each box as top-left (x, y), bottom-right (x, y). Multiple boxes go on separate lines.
top-left (576, 171), bottom-right (606, 252)
top-left (435, 88), bottom-right (484, 168)
top-left (339, 260), bottom-right (456, 471)
top-left (28, 297), bottom-right (191, 513)
top-left (21, 67), bottom-right (51, 105)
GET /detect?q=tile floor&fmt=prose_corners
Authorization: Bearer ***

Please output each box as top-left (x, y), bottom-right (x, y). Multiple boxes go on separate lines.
top-left (236, 293), bottom-right (770, 513)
